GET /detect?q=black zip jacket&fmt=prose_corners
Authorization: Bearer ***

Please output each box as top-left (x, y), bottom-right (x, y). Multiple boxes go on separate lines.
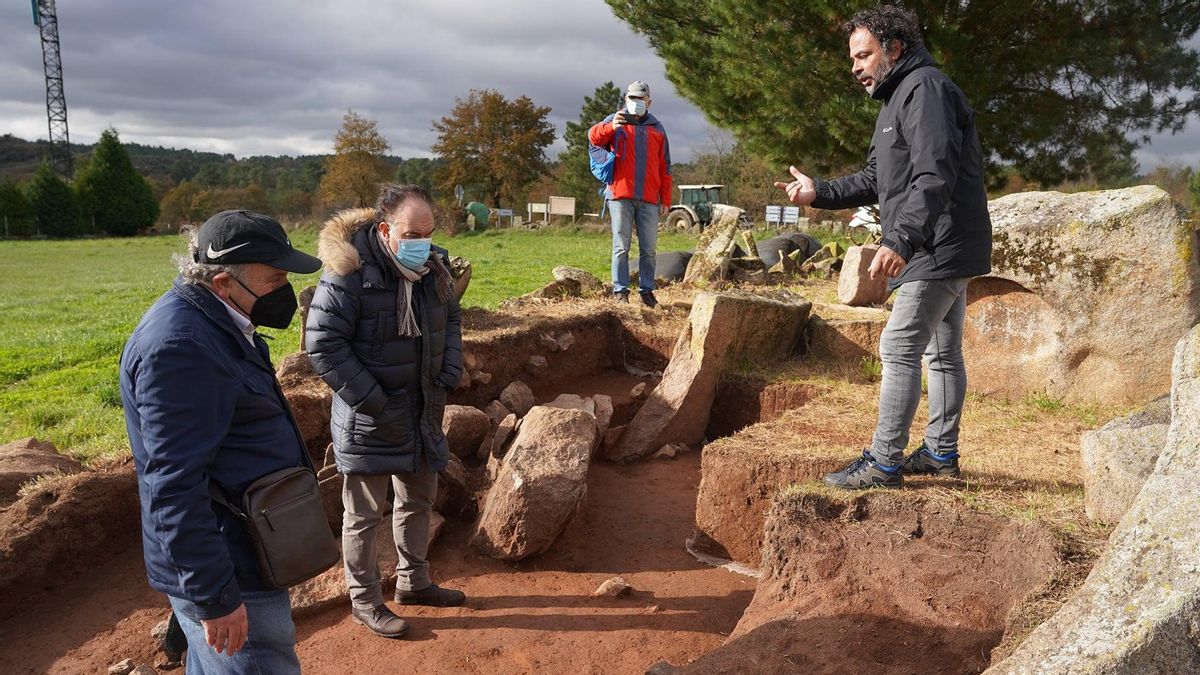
top-left (812, 44), bottom-right (992, 290)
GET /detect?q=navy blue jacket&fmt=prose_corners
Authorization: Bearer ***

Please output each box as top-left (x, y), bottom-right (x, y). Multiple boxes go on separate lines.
top-left (812, 44), bottom-right (992, 291)
top-left (306, 208), bottom-right (463, 476)
top-left (120, 278), bottom-right (309, 619)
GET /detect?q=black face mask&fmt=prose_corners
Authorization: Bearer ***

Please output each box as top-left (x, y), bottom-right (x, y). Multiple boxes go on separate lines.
top-left (233, 277), bottom-right (298, 329)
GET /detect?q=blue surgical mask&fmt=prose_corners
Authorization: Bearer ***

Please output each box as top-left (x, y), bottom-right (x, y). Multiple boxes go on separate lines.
top-left (625, 98), bottom-right (647, 116)
top-left (394, 238), bottom-right (432, 270)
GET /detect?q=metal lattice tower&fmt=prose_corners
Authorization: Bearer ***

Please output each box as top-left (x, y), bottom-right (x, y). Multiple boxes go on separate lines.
top-left (32, 0), bottom-right (72, 179)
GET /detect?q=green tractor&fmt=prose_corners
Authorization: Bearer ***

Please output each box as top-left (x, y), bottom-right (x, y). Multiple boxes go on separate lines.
top-left (663, 184), bottom-right (740, 232)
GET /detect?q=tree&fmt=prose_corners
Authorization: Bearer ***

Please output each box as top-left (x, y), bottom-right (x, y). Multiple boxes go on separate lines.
top-left (432, 89), bottom-right (556, 206)
top-left (1190, 165), bottom-right (1200, 211)
top-left (26, 162), bottom-right (81, 237)
top-left (606, 1), bottom-right (1200, 188)
top-left (0, 178), bottom-right (36, 237)
top-left (558, 82), bottom-right (624, 212)
top-left (75, 128), bottom-right (160, 235)
top-left (319, 110), bottom-right (392, 208)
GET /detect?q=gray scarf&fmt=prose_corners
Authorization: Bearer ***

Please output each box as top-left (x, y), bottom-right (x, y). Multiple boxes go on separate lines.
top-left (376, 229), bottom-right (454, 337)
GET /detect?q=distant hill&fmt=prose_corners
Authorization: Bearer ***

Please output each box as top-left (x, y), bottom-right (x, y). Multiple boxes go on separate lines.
top-left (0, 134), bottom-right (437, 195)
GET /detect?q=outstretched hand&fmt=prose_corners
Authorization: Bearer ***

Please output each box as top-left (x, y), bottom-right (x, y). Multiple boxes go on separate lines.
top-left (773, 166), bottom-right (817, 206)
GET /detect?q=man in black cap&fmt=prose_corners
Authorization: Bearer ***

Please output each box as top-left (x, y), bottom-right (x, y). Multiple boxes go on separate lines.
top-left (119, 209), bottom-right (322, 673)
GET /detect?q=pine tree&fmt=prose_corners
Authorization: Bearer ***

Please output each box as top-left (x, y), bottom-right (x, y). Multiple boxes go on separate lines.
top-left (75, 128), bottom-right (159, 236)
top-left (26, 162), bottom-right (82, 237)
top-left (558, 82), bottom-right (624, 213)
top-left (606, 0), bottom-right (1200, 187)
top-left (319, 111), bottom-right (392, 208)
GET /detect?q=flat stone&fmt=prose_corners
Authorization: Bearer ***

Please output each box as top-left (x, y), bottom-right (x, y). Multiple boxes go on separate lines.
top-left (109, 659), bottom-right (136, 675)
top-left (484, 400), bottom-right (512, 426)
top-left (525, 355), bottom-right (549, 377)
top-left (491, 414), bottom-right (518, 458)
top-left (545, 393), bottom-right (595, 417)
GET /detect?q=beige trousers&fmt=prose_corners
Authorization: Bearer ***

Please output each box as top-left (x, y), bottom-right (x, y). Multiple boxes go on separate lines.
top-left (341, 469), bottom-right (437, 610)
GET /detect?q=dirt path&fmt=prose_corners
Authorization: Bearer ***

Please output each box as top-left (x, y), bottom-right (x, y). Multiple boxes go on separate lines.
top-left (0, 452), bottom-right (754, 674)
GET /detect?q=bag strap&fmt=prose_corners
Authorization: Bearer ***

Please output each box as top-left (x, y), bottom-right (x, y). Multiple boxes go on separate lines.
top-left (208, 482), bottom-right (247, 520)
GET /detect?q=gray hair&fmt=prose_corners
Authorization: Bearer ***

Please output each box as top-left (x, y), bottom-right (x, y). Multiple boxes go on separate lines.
top-left (172, 224), bottom-right (247, 285)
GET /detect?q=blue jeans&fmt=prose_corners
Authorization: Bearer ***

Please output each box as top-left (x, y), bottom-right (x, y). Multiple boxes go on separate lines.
top-left (870, 278), bottom-right (970, 466)
top-left (610, 199), bottom-right (659, 293)
top-left (168, 590), bottom-right (301, 675)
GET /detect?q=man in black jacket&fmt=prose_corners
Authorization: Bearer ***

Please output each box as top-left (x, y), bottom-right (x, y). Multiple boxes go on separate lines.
top-left (776, 5), bottom-right (992, 489)
top-left (306, 184), bottom-right (465, 638)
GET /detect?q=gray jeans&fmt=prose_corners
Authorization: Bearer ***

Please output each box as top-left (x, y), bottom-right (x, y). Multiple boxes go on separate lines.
top-left (342, 469), bottom-right (437, 610)
top-left (871, 278), bottom-right (970, 465)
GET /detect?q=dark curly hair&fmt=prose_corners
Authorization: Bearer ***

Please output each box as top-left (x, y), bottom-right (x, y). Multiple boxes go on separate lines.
top-left (843, 5), bottom-right (923, 51)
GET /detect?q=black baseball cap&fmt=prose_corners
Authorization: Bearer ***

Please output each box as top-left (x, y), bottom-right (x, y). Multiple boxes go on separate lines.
top-left (194, 209), bottom-right (322, 273)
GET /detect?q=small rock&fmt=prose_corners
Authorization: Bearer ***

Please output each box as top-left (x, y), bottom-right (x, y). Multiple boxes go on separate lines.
top-left (471, 370), bottom-right (493, 385)
top-left (603, 425), bottom-right (627, 453)
top-left (556, 331), bottom-right (576, 352)
top-left (499, 380), bottom-right (536, 417)
top-left (539, 333), bottom-right (561, 351)
top-left (109, 660), bottom-right (136, 675)
top-left (593, 394), bottom-right (614, 438)
top-left (458, 369), bottom-right (472, 390)
top-left (154, 660), bottom-right (181, 672)
top-left (492, 414), bottom-right (519, 457)
top-left (593, 576), bottom-right (634, 598)
top-left (442, 405), bottom-right (491, 459)
top-left (545, 393), bottom-right (595, 416)
top-left (131, 667), bottom-right (158, 675)
top-left (645, 661), bottom-right (680, 675)
top-left (525, 354), bottom-right (549, 377)
top-left (484, 400), bottom-right (512, 426)
top-left (429, 511), bottom-right (447, 545)
top-left (630, 382), bottom-right (648, 400)
top-left (464, 352), bottom-right (479, 371)
top-left (653, 444), bottom-right (678, 460)
top-left (553, 266), bottom-right (605, 296)
top-left (477, 429), bottom-right (496, 461)
top-left (150, 618), bottom-right (170, 642)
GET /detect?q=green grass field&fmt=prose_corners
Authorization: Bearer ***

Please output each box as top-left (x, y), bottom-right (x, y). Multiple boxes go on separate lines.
top-left (0, 226), bottom-right (696, 461)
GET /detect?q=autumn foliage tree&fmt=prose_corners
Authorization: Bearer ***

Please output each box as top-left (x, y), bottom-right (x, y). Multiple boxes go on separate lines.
top-left (432, 89), bottom-right (556, 206)
top-left (319, 110), bottom-right (392, 208)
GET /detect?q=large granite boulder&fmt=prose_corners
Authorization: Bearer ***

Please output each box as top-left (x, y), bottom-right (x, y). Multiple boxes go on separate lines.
top-left (986, 324), bottom-right (1200, 673)
top-left (1080, 396), bottom-right (1170, 524)
top-left (967, 186), bottom-right (1200, 405)
top-left (0, 438), bottom-right (83, 503)
top-left (683, 209), bottom-right (742, 283)
top-left (805, 303), bottom-right (889, 364)
top-left (472, 406), bottom-right (597, 560)
top-left (276, 352), bottom-right (333, 463)
top-left (606, 291), bottom-right (811, 464)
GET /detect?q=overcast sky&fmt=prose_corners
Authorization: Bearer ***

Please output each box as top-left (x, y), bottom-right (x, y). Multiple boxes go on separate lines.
top-left (2, 0), bottom-right (1198, 172)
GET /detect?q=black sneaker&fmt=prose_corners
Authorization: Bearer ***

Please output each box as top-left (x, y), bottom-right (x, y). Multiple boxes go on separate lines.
top-left (351, 604), bottom-right (410, 638)
top-left (639, 291), bottom-right (659, 308)
top-left (396, 583), bottom-right (467, 607)
top-left (901, 444), bottom-right (961, 477)
top-left (613, 290), bottom-right (630, 303)
top-left (822, 450), bottom-right (903, 490)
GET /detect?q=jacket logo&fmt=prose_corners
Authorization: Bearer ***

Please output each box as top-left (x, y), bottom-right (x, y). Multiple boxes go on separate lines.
top-left (883, 126), bottom-right (894, 133)
top-left (206, 242), bottom-right (251, 259)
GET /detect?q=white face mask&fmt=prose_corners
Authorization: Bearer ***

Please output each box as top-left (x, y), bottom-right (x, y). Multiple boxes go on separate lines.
top-left (625, 98), bottom-right (647, 116)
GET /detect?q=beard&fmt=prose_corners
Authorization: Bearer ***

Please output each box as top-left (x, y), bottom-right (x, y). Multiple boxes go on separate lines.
top-left (864, 50), bottom-right (898, 95)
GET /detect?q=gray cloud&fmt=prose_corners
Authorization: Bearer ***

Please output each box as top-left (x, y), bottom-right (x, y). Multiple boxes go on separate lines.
top-left (1, 1), bottom-right (1195, 174)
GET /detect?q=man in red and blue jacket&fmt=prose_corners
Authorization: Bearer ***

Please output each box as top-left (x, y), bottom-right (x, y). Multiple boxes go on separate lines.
top-left (588, 80), bottom-right (672, 308)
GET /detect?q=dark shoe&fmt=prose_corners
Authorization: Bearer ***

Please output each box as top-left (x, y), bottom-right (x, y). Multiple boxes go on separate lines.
top-left (639, 291), bottom-right (659, 308)
top-left (822, 450), bottom-right (903, 490)
top-left (613, 290), bottom-right (630, 303)
top-left (396, 583), bottom-right (466, 607)
top-left (901, 443), bottom-right (961, 477)
top-left (351, 604), bottom-right (410, 638)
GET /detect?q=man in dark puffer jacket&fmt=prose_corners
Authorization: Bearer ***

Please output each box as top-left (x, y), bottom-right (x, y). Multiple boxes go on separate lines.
top-left (306, 184), bottom-right (465, 639)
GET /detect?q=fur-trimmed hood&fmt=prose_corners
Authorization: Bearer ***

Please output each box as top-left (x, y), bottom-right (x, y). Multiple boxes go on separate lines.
top-left (317, 207), bottom-right (377, 277)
